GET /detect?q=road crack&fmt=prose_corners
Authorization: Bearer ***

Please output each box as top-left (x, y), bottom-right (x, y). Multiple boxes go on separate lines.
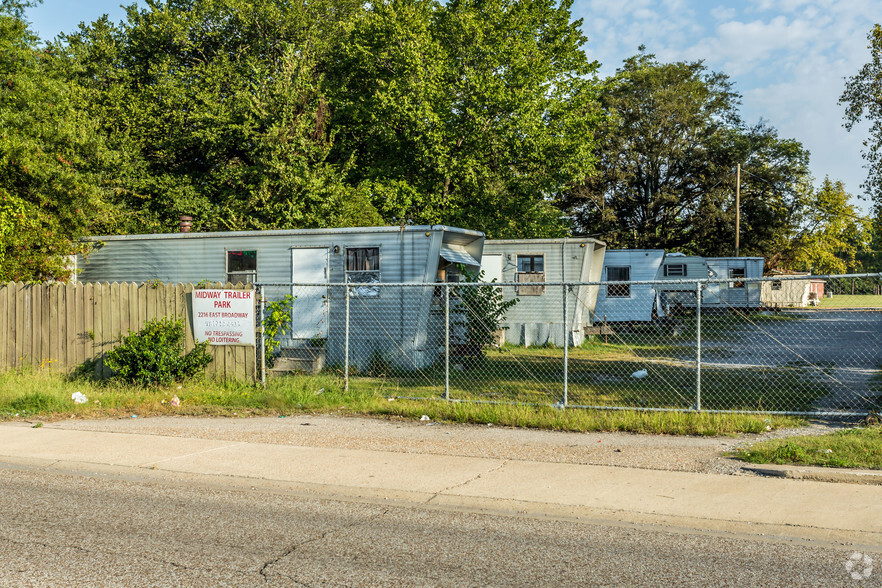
top-left (258, 509), bottom-right (390, 585)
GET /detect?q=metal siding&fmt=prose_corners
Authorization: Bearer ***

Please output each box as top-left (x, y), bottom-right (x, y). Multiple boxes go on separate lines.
top-left (481, 239), bottom-right (605, 345)
top-left (78, 228), bottom-right (483, 369)
top-left (594, 250), bottom-right (665, 322)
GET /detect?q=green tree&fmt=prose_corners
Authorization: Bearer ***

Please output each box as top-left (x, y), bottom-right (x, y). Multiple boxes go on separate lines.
top-left (60, 0), bottom-right (369, 233)
top-left (562, 52), bottom-right (810, 256)
top-left (779, 178), bottom-right (873, 274)
top-left (327, 0), bottom-right (602, 237)
top-left (0, 0), bottom-right (117, 281)
top-left (841, 24), bottom-right (882, 214)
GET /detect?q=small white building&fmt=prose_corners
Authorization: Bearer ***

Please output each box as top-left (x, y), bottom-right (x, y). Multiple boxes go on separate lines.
top-left (761, 274), bottom-right (825, 307)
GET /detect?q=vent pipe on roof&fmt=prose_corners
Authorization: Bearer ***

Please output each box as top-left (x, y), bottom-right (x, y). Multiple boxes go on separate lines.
top-left (179, 216), bottom-right (193, 233)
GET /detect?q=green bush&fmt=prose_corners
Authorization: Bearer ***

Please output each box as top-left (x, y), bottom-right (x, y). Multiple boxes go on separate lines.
top-left (105, 318), bottom-right (213, 386)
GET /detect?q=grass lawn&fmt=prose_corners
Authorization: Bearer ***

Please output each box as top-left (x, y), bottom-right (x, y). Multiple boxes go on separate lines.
top-left (816, 294), bottom-right (882, 308)
top-left (0, 370), bottom-right (805, 436)
top-left (736, 425), bottom-right (882, 469)
top-left (374, 341), bottom-right (830, 413)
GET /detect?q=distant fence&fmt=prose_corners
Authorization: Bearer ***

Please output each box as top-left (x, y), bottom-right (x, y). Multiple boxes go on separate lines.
top-left (0, 282), bottom-right (256, 382)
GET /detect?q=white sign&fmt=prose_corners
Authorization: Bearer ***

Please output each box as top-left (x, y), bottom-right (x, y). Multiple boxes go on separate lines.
top-left (192, 289), bottom-right (255, 346)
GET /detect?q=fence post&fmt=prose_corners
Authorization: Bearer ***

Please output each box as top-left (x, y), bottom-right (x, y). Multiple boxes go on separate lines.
top-left (344, 285), bottom-right (350, 393)
top-left (444, 283), bottom-right (450, 401)
top-left (259, 285), bottom-right (266, 387)
top-left (562, 283), bottom-right (569, 408)
top-left (695, 281), bottom-right (702, 411)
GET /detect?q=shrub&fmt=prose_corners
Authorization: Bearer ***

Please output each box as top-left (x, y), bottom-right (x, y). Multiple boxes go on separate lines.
top-left (105, 318), bottom-right (213, 386)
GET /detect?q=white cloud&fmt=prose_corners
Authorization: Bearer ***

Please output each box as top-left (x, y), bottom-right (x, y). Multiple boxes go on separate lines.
top-left (711, 6), bottom-right (736, 21)
top-left (573, 0), bottom-right (877, 206)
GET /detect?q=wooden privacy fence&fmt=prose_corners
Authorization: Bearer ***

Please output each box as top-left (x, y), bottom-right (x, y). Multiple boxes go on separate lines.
top-left (0, 282), bottom-right (256, 382)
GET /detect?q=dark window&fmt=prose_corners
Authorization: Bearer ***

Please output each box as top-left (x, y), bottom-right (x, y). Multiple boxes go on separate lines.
top-left (226, 250), bottom-right (257, 284)
top-left (516, 254), bottom-right (545, 295)
top-left (664, 264), bottom-right (687, 277)
top-left (607, 266), bottom-right (630, 298)
top-left (729, 267), bottom-right (745, 288)
top-left (771, 280), bottom-right (782, 291)
top-left (516, 255), bottom-right (544, 273)
top-left (346, 247), bottom-right (380, 297)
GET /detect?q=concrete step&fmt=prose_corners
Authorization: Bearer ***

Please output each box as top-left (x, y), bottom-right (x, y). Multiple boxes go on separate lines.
top-left (270, 348), bottom-right (326, 376)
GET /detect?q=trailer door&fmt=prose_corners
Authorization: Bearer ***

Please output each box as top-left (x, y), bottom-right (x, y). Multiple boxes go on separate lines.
top-left (291, 248), bottom-right (329, 339)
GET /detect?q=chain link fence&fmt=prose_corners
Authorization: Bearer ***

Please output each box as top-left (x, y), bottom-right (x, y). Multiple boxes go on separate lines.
top-left (256, 273), bottom-right (882, 416)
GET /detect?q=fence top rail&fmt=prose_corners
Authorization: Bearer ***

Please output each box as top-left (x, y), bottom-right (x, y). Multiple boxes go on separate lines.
top-left (254, 272), bottom-right (882, 289)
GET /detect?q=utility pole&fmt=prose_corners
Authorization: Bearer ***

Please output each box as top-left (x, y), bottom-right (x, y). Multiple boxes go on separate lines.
top-left (735, 163), bottom-right (741, 258)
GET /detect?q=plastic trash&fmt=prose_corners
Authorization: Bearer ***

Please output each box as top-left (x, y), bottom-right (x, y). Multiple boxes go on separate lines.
top-left (170, 395), bottom-right (181, 407)
top-left (420, 415), bottom-right (431, 421)
top-left (71, 392), bottom-right (88, 404)
top-left (631, 369), bottom-right (648, 379)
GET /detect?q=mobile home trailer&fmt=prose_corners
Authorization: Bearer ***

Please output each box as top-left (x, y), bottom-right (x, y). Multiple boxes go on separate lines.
top-left (705, 257), bottom-right (764, 308)
top-left (593, 250), bottom-right (666, 322)
top-left (78, 226), bottom-right (485, 369)
top-left (480, 238), bottom-right (606, 346)
top-left (654, 254), bottom-right (711, 311)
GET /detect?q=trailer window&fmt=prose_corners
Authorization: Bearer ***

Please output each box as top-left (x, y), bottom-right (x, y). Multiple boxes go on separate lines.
top-left (516, 254), bottom-right (545, 295)
top-left (226, 250), bottom-right (257, 284)
top-left (607, 266), bottom-right (630, 297)
top-left (663, 264), bottom-right (686, 277)
top-left (346, 247), bottom-right (380, 297)
top-left (729, 267), bottom-right (745, 288)
top-left (771, 280), bottom-right (782, 291)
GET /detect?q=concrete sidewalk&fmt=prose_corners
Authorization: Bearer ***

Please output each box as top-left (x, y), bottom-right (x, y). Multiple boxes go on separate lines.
top-left (1, 422), bottom-right (880, 547)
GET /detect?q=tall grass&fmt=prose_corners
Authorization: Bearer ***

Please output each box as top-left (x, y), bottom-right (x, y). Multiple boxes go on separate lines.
top-left (0, 370), bottom-right (803, 435)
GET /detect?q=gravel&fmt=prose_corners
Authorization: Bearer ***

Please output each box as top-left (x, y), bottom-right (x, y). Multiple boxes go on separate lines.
top-left (45, 414), bottom-right (845, 476)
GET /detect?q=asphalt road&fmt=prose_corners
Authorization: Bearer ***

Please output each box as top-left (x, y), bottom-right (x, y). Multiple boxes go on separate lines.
top-left (0, 464), bottom-right (874, 587)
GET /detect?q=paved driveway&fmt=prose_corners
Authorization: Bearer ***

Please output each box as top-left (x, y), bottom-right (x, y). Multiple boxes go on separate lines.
top-left (700, 309), bottom-right (882, 411)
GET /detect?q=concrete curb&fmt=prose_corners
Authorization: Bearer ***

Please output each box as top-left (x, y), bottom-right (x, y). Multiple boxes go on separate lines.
top-left (743, 464), bottom-right (882, 485)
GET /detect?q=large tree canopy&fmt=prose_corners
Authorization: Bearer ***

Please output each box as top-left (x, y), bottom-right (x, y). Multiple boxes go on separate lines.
top-left (327, 0), bottom-right (602, 237)
top-left (0, 0), bottom-right (118, 281)
top-left (841, 24), bottom-right (882, 214)
top-left (58, 0), bottom-right (601, 238)
top-left (60, 0), bottom-right (372, 234)
top-left (561, 52), bottom-right (811, 258)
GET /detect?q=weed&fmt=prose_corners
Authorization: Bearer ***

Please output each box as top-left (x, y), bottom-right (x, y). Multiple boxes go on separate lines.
top-left (0, 371), bottom-right (803, 435)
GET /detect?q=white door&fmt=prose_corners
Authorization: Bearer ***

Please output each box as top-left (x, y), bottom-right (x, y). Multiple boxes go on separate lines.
top-left (480, 254), bottom-right (503, 283)
top-left (291, 248), bottom-right (329, 339)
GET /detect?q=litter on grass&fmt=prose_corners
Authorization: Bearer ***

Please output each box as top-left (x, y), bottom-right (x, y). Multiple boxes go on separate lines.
top-left (71, 392), bottom-right (88, 404)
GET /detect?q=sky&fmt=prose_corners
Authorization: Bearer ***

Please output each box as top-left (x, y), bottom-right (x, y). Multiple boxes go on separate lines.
top-left (25, 0), bottom-right (880, 213)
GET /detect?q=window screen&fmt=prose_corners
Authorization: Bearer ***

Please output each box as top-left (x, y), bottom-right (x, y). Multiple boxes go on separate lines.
top-left (606, 266), bottom-right (630, 298)
top-left (346, 247), bottom-right (380, 296)
top-left (226, 250), bottom-right (257, 284)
